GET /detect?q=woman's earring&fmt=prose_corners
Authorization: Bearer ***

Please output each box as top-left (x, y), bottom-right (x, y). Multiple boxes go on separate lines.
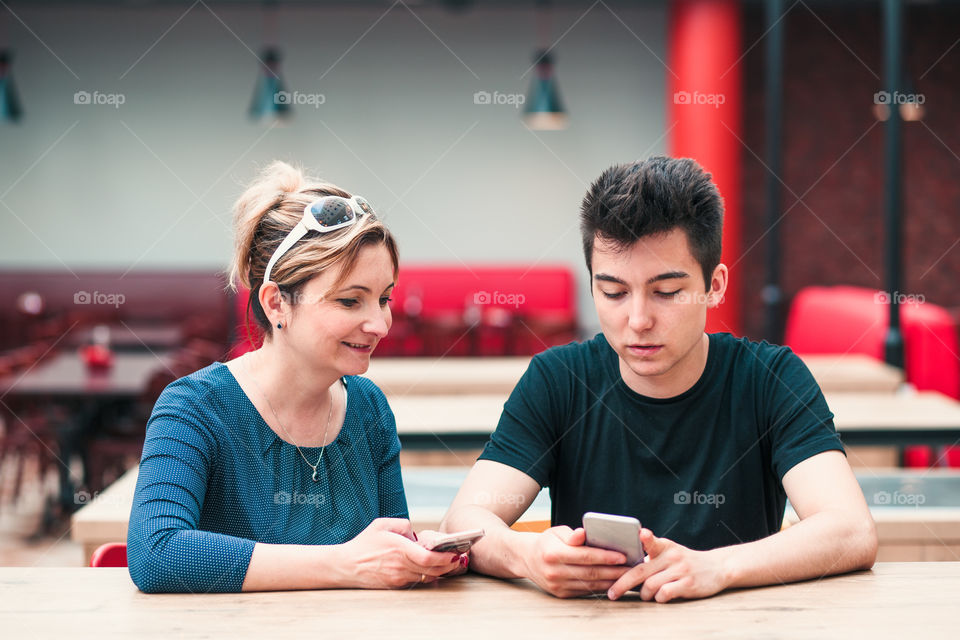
top-left (276, 322), bottom-right (282, 329)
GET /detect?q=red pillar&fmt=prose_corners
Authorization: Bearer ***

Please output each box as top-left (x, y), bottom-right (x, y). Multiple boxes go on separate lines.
top-left (668, 0), bottom-right (742, 336)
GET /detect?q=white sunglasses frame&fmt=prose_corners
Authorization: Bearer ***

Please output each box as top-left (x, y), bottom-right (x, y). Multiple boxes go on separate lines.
top-left (262, 195), bottom-right (372, 286)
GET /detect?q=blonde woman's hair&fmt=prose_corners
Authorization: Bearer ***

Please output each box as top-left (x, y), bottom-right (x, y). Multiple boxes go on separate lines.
top-left (229, 161), bottom-right (399, 336)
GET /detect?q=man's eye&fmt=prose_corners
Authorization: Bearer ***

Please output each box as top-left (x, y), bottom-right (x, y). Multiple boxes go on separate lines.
top-left (602, 291), bottom-right (626, 300)
top-left (655, 290), bottom-right (682, 298)
top-left (338, 298), bottom-right (359, 308)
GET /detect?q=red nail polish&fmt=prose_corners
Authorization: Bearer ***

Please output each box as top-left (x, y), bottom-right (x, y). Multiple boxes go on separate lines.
top-left (412, 531), bottom-right (418, 542)
top-left (460, 555), bottom-right (469, 568)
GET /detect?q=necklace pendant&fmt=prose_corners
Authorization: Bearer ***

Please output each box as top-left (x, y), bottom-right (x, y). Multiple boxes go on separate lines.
top-left (311, 468), bottom-right (319, 482)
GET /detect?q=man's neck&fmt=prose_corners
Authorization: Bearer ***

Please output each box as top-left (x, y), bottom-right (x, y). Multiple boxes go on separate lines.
top-left (617, 333), bottom-right (710, 399)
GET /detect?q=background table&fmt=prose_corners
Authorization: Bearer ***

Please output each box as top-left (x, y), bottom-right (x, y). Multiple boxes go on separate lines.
top-left (1, 564), bottom-right (957, 637)
top-left (0, 351), bottom-right (172, 399)
top-left (824, 391), bottom-right (960, 446)
top-left (389, 390), bottom-right (960, 449)
top-left (799, 354), bottom-right (904, 393)
top-left (366, 353), bottom-right (905, 397)
top-left (64, 323), bottom-right (182, 352)
top-left (0, 350), bottom-right (173, 525)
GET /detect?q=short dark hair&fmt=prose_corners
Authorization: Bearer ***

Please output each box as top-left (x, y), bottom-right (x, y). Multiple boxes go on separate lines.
top-left (579, 156), bottom-right (723, 288)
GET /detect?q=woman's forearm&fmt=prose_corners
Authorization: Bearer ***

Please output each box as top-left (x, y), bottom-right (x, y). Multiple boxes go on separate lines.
top-left (241, 542), bottom-right (347, 591)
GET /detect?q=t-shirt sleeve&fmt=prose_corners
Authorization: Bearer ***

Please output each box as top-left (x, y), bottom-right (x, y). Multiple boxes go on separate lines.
top-left (478, 352), bottom-right (568, 487)
top-left (127, 380), bottom-right (256, 594)
top-left (763, 348), bottom-right (845, 481)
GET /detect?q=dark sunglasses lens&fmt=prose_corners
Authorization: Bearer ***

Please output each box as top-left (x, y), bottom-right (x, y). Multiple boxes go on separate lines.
top-left (309, 199), bottom-right (355, 227)
top-left (353, 196), bottom-right (374, 216)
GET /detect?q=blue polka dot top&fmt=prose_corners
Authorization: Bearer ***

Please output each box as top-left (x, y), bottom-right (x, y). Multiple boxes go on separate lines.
top-left (127, 361), bottom-right (408, 593)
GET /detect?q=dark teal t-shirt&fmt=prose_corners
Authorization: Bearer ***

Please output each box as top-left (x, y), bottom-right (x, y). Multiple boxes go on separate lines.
top-left (479, 332), bottom-right (844, 551)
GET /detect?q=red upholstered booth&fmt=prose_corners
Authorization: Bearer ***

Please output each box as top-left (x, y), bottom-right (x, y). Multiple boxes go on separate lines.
top-left (784, 286), bottom-right (960, 467)
top-left (231, 264), bottom-right (579, 358)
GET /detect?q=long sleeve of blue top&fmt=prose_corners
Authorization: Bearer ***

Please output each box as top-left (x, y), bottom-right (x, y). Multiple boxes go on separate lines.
top-left (127, 362), bottom-right (408, 593)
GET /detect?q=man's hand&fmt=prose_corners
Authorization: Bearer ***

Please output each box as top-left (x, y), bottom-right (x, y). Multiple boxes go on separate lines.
top-left (606, 528), bottom-right (731, 602)
top-left (521, 526), bottom-right (631, 598)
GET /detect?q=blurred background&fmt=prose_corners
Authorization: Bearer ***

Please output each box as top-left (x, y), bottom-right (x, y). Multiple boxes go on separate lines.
top-left (2, 0), bottom-right (960, 567)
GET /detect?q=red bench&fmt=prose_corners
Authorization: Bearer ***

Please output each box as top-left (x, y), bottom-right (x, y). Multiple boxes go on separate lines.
top-left (233, 264), bottom-right (579, 357)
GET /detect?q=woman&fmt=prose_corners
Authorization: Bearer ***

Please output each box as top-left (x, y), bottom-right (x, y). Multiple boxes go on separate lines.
top-left (127, 161), bottom-right (464, 592)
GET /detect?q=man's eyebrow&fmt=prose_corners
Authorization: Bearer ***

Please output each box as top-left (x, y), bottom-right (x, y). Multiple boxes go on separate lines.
top-left (594, 272), bottom-right (690, 286)
top-left (646, 271), bottom-right (689, 285)
top-left (594, 273), bottom-right (627, 285)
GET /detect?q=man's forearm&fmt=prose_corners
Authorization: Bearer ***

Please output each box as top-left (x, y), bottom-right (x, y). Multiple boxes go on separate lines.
top-left (716, 510), bottom-right (877, 590)
top-left (441, 505), bottom-right (535, 579)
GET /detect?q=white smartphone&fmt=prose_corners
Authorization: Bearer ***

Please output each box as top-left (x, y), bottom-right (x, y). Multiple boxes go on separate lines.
top-left (424, 529), bottom-right (485, 554)
top-left (582, 512), bottom-right (644, 566)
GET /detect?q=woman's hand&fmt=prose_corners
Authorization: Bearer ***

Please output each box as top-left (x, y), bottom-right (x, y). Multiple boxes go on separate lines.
top-left (415, 530), bottom-right (469, 577)
top-left (337, 518), bottom-right (462, 589)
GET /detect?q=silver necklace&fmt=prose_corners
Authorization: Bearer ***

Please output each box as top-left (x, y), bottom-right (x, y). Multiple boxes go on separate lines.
top-left (246, 357), bottom-right (336, 482)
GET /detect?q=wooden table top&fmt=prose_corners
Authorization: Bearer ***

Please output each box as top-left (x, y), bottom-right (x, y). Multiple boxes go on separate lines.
top-left (1, 564), bottom-right (957, 637)
top-left (365, 353), bottom-right (904, 396)
top-left (0, 351), bottom-right (172, 398)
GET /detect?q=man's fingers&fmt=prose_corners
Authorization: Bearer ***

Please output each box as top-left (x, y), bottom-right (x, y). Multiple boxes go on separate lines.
top-left (640, 528), bottom-right (664, 556)
top-left (564, 546), bottom-right (627, 566)
top-left (546, 526), bottom-right (626, 566)
top-left (566, 563), bottom-right (632, 582)
top-left (606, 563), bottom-right (648, 600)
top-left (571, 580), bottom-right (619, 595)
top-left (639, 566), bottom-right (677, 601)
top-left (654, 577), bottom-right (689, 603)
top-left (549, 525), bottom-right (578, 544)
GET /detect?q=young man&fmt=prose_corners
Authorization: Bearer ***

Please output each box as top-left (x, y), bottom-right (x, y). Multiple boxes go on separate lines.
top-left (441, 157), bottom-right (877, 602)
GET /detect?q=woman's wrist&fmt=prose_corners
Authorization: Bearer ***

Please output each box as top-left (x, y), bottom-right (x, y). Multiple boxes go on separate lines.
top-left (312, 543), bottom-right (349, 588)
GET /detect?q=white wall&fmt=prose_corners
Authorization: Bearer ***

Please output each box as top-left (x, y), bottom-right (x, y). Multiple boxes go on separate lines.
top-left (0, 3), bottom-right (668, 332)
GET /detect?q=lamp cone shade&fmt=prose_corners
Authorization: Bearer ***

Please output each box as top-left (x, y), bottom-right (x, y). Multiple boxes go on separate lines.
top-left (524, 49), bottom-right (567, 130)
top-left (249, 47), bottom-right (292, 123)
top-left (0, 50), bottom-right (23, 123)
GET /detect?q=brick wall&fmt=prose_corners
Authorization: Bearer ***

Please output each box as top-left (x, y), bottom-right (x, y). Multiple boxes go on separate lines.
top-left (739, 3), bottom-right (960, 340)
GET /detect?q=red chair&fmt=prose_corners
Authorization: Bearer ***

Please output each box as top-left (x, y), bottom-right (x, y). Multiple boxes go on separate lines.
top-left (90, 542), bottom-right (127, 567)
top-left (785, 285), bottom-right (960, 467)
top-left (785, 286), bottom-right (960, 399)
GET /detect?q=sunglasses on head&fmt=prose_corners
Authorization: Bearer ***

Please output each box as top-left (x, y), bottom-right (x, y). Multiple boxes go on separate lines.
top-left (262, 194), bottom-right (375, 286)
